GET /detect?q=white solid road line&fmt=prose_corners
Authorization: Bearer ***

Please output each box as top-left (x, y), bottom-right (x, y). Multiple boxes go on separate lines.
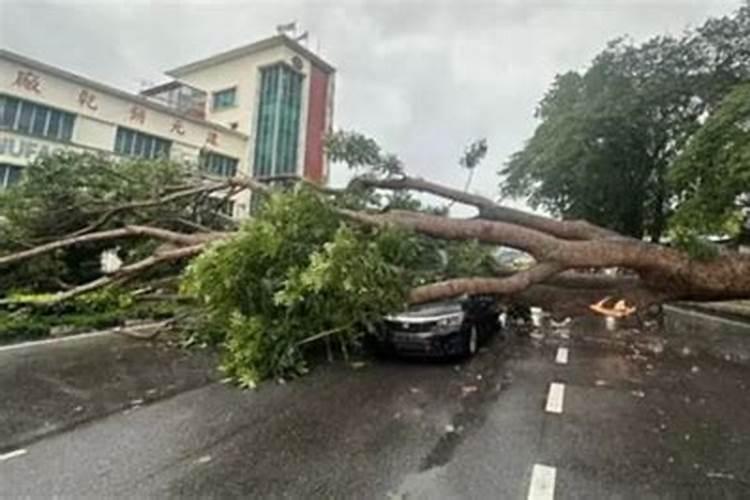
top-left (555, 347), bottom-right (569, 365)
top-left (545, 382), bottom-right (565, 414)
top-left (0, 448), bottom-right (27, 461)
top-left (528, 463), bottom-right (556, 500)
top-left (0, 330), bottom-right (112, 354)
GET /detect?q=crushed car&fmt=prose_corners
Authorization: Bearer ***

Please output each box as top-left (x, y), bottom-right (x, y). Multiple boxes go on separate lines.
top-left (368, 295), bottom-right (502, 358)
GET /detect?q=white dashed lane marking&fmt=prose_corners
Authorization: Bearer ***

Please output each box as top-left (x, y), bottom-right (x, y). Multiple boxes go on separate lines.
top-left (0, 449), bottom-right (27, 461)
top-left (555, 347), bottom-right (569, 365)
top-left (545, 382), bottom-right (565, 414)
top-left (528, 463), bottom-right (557, 500)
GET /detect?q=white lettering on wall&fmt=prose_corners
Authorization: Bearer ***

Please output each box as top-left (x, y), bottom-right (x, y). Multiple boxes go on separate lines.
top-left (0, 136), bottom-right (68, 160)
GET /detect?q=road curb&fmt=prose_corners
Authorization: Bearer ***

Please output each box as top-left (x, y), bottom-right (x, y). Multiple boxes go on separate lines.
top-left (0, 329), bottom-right (114, 353)
top-left (663, 304), bottom-right (750, 364)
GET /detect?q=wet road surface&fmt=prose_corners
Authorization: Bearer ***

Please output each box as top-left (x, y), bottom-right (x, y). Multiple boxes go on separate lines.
top-left (1, 328), bottom-right (749, 499)
top-left (0, 331), bottom-right (217, 452)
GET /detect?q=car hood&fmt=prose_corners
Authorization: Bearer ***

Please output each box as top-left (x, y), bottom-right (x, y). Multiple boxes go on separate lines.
top-left (387, 301), bottom-right (463, 322)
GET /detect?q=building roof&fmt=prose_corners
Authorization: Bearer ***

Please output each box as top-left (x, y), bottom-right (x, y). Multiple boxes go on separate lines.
top-left (0, 49), bottom-right (247, 138)
top-left (139, 80), bottom-right (185, 96)
top-left (166, 34), bottom-right (335, 78)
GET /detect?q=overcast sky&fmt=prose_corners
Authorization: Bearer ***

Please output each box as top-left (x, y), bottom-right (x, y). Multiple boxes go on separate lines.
top-left (0, 0), bottom-right (742, 211)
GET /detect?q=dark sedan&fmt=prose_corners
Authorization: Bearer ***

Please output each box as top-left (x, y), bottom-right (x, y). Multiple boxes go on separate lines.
top-left (370, 295), bottom-right (502, 358)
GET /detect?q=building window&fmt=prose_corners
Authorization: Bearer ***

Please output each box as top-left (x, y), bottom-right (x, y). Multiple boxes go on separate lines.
top-left (253, 64), bottom-right (303, 178)
top-left (212, 87), bottom-right (237, 110)
top-left (0, 164), bottom-right (23, 190)
top-left (114, 126), bottom-right (171, 159)
top-left (199, 151), bottom-right (238, 177)
top-left (0, 95), bottom-right (75, 142)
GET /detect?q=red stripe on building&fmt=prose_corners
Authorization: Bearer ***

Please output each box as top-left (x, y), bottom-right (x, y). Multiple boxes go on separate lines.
top-left (303, 65), bottom-right (329, 183)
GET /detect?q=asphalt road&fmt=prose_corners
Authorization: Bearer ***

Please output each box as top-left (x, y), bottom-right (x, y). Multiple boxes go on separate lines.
top-left (1, 327), bottom-right (749, 499)
top-left (0, 331), bottom-right (218, 452)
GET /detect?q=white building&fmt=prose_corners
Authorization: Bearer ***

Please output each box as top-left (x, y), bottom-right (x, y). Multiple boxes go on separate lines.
top-left (0, 34), bottom-right (335, 217)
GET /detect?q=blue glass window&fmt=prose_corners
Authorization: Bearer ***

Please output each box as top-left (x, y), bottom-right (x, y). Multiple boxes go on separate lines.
top-left (0, 95), bottom-right (75, 141)
top-left (114, 126), bottom-right (171, 159)
top-left (253, 64), bottom-right (303, 178)
top-left (200, 151), bottom-right (238, 177)
top-left (212, 87), bottom-right (237, 110)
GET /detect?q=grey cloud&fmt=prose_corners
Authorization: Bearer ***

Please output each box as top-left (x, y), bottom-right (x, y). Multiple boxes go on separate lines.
top-left (0, 0), bottom-right (742, 211)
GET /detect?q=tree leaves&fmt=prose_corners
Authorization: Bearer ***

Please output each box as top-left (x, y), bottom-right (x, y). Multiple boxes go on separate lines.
top-left (181, 189), bottom-right (409, 385)
top-left (501, 4), bottom-right (750, 241)
top-left (669, 82), bottom-right (750, 239)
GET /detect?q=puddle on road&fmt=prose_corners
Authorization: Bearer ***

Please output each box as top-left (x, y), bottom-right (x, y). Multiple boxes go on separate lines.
top-left (417, 336), bottom-right (519, 471)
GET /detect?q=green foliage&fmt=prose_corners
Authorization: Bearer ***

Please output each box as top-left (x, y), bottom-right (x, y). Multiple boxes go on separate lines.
top-left (502, 5), bottom-right (750, 240)
top-left (669, 228), bottom-right (720, 261)
top-left (459, 139), bottom-right (488, 170)
top-left (182, 185), bottom-right (506, 386)
top-left (0, 152), bottom-right (224, 292)
top-left (326, 130), bottom-right (403, 176)
top-left (0, 288), bottom-right (178, 345)
top-left (181, 189), bottom-right (411, 386)
top-left (443, 240), bottom-right (498, 279)
top-left (0, 310), bottom-right (50, 343)
top-left (0, 152), bottom-right (187, 239)
top-left (670, 83), bottom-right (750, 238)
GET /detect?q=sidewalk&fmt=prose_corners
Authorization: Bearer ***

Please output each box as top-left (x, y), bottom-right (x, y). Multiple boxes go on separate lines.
top-left (0, 331), bottom-right (218, 452)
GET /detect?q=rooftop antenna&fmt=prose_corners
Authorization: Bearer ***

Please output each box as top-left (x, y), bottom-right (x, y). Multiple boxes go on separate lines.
top-left (295, 31), bottom-right (309, 46)
top-left (276, 21), bottom-right (298, 36)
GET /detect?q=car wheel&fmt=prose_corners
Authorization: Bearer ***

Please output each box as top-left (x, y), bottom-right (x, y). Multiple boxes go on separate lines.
top-left (467, 325), bottom-right (478, 355)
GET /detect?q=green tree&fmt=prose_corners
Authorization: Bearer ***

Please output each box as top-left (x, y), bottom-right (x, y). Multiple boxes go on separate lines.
top-left (501, 3), bottom-right (750, 240)
top-left (0, 152), bottom-right (232, 292)
top-left (670, 83), bottom-right (750, 240)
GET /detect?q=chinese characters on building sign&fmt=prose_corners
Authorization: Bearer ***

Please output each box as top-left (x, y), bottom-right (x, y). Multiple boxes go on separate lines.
top-left (129, 106), bottom-right (146, 124)
top-left (171, 120), bottom-right (186, 136)
top-left (12, 70), bottom-right (41, 93)
top-left (78, 89), bottom-right (98, 111)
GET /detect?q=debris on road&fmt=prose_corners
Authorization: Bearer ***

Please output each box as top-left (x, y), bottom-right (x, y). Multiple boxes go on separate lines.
top-left (706, 472), bottom-right (736, 480)
top-left (461, 385), bottom-right (479, 395)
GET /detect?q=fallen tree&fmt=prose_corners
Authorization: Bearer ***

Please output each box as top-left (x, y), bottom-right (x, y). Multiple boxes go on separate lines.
top-left (2, 150), bottom-right (749, 313)
top-left (1, 144), bottom-right (749, 383)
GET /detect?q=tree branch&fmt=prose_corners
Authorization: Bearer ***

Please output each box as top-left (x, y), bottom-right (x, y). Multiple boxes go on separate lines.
top-left (408, 262), bottom-right (564, 304)
top-left (69, 180), bottom-right (234, 237)
top-left (343, 206), bottom-right (750, 301)
top-left (0, 225), bottom-right (220, 268)
top-left (353, 175), bottom-right (621, 240)
top-left (339, 208), bottom-right (559, 259)
top-left (1, 244), bottom-right (207, 305)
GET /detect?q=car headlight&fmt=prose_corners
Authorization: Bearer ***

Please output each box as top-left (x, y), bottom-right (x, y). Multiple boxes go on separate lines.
top-left (436, 313), bottom-right (464, 329)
